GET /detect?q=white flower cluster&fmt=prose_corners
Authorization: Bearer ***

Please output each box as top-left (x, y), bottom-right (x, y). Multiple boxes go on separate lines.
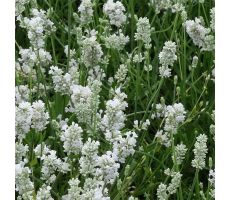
top-left (191, 134), bottom-right (208, 169)
top-left (64, 45), bottom-right (79, 69)
top-left (157, 170), bottom-right (182, 200)
top-left (22, 8), bottom-right (56, 49)
top-left (155, 102), bottom-right (186, 147)
top-left (88, 66), bottom-right (106, 84)
top-left (164, 103), bottom-right (186, 133)
top-left (73, 88), bottom-right (138, 189)
top-left (15, 102), bottom-right (33, 140)
top-left (15, 162), bottom-right (34, 200)
top-left (49, 65), bottom-right (79, 95)
top-left (133, 53), bottom-right (144, 63)
top-left (16, 100), bottom-right (49, 140)
top-left (152, 0), bottom-right (173, 14)
top-left (100, 88), bottom-right (128, 140)
top-left (15, 0), bottom-right (30, 16)
top-left (62, 178), bottom-right (81, 199)
top-left (17, 48), bottom-right (37, 75)
top-left (79, 138), bottom-right (100, 176)
top-left (15, 85), bottom-right (30, 104)
top-left (96, 151), bottom-right (120, 184)
top-left (173, 143), bottom-right (187, 165)
top-left (202, 34), bottom-right (215, 52)
top-left (62, 177), bottom-right (110, 200)
top-left (113, 131), bottom-right (138, 163)
top-left (150, 0), bottom-right (188, 15)
top-left (34, 143), bottom-right (51, 158)
top-left (77, 133), bottom-right (137, 192)
top-left (36, 184), bottom-right (53, 200)
top-left (63, 77), bottom-right (101, 130)
top-left (167, 172), bottom-right (182, 194)
top-left (100, 88), bottom-right (138, 163)
top-left (39, 148), bottom-right (70, 184)
top-left (31, 100), bottom-right (49, 132)
top-left (18, 47), bottom-right (52, 76)
top-left (68, 84), bottom-right (93, 123)
top-left (133, 119), bottom-right (151, 131)
top-left (80, 142), bottom-right (120, 186)
top-left (184, 18), bottom-right (208, 47)
top-left (171, 3), bottom-right (185, 14)
top-left (81, 33), bottom-right (103, 68)
top-left (155, 98), bottom-right (166, 118)
top-left (135, 17), bottom-right (152, 49)
top-left (78, 0), bottom-right (94, 24)
top-left (184, 17), bottom-right (214, 51)
top-left (60, 122), bottom-right (83, 155)
top-left (159, 41), bottom-right (177, 77)
top-left (15, 142), bottom-right (29, 164)
top-left (104, 30), bottom-right (129, 50)
top-left (103, 0), bottom-right (127, 27)
top-left (156, 183), bottom-right (168, 200)
top-left (115, 64), bottom-right (128, 84)
top-left (191, 55), bottom-right (199, 69)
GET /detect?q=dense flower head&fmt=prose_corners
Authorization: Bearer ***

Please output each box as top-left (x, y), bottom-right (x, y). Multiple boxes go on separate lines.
top-left (79, 138), bottom-right (100, 176)
top-left (153, 0), bottom-right (173, 14)
top-left (157, 171), bottom-right (182, 199)
top-left (184, 17), bottom-right (210, 49)
top-left (15, 162), bottom-right (34, 199)
top-left (49, 65), bottom-right (79, 95)
top-left (159, 41), bottom-right (177, 77)
top-left (104, 30), bottom-right (129, 50)
top-left (15, 0), bottom-right (30, 16)
top-left (112, 131), bottom-right (138, 163)
top-left (173, 143), bottom-right (187, 165)
top-left (103, 0), bottom-right (127, 27)
top-left (15, 85), bottom-right (30, 104)
top-left (78, 0), bottom-right (94, 24)
top-left (15, 142), bottom-right (29, 164)
top-left (96, 151), bottom-right (120, 184)
top-left (157, 183), bottom-right (168, 200)
top-left (36, 185), bottom-right (54, 200)
top-left (40, 149), bottom-right (70, 184)
top-left (135, 17), bottom-right (152, 49)
top-left (31, 100), bottom-right (49, 132)
top-left (159, 41), bottom-right (177, 67)
top-left (155, 102), bottom-right (186, 147)
top-left (167, 172), bottom-right (182, 194)
top-left (15, 101), bottom-right (33, 140)
top-left (60, 122), bottom-right (83, 155)
top-left (100, 88), bottom-right (128, 137)
top-left (81, 33), bottom-right (103, 67)
top-left (164, 103), bottom-right (186, 134)
top-left (22, 8), bottom-right (56, 49)
top-left (192, 134), bottom-right (208, 169)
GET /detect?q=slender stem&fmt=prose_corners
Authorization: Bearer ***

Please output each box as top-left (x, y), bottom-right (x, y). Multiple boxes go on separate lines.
top-left (188, 169), bottom-right (199, 200)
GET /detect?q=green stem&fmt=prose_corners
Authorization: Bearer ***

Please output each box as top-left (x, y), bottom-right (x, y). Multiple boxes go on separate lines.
top-left (188, 169), bottom-right (199, 200)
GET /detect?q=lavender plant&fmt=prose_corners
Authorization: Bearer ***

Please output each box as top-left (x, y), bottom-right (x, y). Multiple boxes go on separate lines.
top-left (15, 0), bottom-right (215, 199)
